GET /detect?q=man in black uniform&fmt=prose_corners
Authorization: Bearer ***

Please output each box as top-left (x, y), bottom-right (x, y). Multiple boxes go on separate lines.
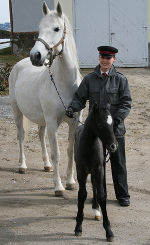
top-left (66, 46), bottom-right (132, 206)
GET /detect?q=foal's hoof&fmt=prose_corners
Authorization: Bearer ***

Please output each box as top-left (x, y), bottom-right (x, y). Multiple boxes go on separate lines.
top-left (44, 166), bottom-right (53, 172)
top-left (107, 235), bottom-right (114, 242)
top-left (75, 231), bottom-right (82, 237)
top-left (95, 215), bottom-right (102, 221)
top-left (66, 183), bottom-right (76, 190)
top-left (75, 224), bottom-right (82, 237)
top-left (19, 168), bottom-right (27, 174)
top-left (55, 190), bottom-right (64, 197)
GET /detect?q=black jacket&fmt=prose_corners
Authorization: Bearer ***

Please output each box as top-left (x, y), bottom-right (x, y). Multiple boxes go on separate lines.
top-left (69, 65), bottom-right (132, 137)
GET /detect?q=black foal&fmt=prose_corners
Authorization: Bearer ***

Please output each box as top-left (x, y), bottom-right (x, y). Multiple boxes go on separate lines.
top-left (74, 104), bottom-right (118, 242)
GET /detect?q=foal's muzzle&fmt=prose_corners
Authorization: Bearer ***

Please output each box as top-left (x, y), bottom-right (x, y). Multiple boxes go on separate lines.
top-left (107, 142), bottom-right (118, 153)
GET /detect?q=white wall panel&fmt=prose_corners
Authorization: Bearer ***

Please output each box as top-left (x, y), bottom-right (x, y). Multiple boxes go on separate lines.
top-left (12, 0), bottom-right (54, 32)
top-left (110, 0), bottom-right (148, 67)
top-left (73, 0), bottom-right (148, 67)
top-left (73, 0), bottom-right (110, 67)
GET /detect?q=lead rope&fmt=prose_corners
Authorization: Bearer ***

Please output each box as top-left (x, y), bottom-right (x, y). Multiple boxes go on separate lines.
top-left (104, 150), bottom-right (110, 164)
top-left (47, 66), bottom-right (84, 125)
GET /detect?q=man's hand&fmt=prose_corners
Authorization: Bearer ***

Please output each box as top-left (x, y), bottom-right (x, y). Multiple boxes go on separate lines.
top-left (66, 107), bottom-right (74, 118)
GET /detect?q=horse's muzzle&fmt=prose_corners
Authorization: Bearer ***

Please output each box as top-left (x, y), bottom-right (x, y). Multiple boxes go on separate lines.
top-left (30, 52), bottom-right (43, 66)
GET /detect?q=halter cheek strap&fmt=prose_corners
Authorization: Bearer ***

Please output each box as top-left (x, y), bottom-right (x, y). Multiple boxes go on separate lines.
top-left (37, 23), bottom-right (66, 67)
top-left (37, 38), bottom-right (52, 53)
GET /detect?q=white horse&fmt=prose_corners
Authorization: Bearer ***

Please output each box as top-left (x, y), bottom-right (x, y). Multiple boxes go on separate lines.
top-left (9, 2), bottom-right (82, 196)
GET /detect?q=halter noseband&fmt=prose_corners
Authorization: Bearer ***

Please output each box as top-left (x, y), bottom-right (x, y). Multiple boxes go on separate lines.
top-left (37, 23), bottom-right (66, 67)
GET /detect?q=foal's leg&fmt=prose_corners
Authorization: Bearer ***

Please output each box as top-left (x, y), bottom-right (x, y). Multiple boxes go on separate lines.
top-left (103, 149), bottom-right (107, 198)
top-left (95, 168), bottom-right (114, 242)
top-left (66, 119), bottom-right (78, 190)
top-left (91, 174), bottom-right (102, 221)
top-left (46, 121), bottom-right (65, 196)
top-left (75, 170), bottom-right (87, 236)
top-left (38, 126), bottom-right (53, 172)
top-left (12, 104), bottom-right (27, 173)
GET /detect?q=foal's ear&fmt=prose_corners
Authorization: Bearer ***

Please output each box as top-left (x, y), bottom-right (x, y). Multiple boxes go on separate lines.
top-left (106, 103), bottom-right (111, 110)
top-left (57, 2), bottom-right (62, 17)
top-left (93, 103), bottom-right (99, 113)
top-left (43, 2), bottom-right (50, 15)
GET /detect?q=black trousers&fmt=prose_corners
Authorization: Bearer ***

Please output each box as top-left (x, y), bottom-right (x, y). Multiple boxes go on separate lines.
top-left (104, 137), bottom-right (130, 200)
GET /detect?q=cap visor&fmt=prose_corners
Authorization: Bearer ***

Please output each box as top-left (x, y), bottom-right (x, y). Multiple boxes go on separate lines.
top-left (100, 54), bottom-right (114, 58)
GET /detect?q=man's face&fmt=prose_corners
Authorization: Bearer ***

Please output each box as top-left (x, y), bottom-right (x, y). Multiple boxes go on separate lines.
top-left (99, 55), bottom-right (116, 72)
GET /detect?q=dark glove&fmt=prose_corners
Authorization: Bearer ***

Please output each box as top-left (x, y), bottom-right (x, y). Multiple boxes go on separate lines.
top-left (66, 107), bottom-right (74, 118)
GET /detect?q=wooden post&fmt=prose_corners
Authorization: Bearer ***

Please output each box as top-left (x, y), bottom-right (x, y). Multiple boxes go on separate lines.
top-left (9, 0), bottom-right (13, 54)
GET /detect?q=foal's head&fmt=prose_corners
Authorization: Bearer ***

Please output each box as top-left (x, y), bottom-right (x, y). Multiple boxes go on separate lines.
top-left (30, 2), bottom-right (66, 66)
top-left (92, 103), bottom-right (118, 153)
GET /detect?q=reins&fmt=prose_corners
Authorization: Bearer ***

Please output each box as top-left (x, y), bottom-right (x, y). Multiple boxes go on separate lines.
top-left (104, 150), bottom-right (110, 164)
top-left (48, 66), bottom-right (111, 158)
top-left (37, 20), bottom-right (116, 151)
top-left (47, 66), bottom-right (84, 125)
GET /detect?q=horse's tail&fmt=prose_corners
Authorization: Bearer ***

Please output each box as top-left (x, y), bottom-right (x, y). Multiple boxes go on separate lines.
top-left (9, 63), bottom-right (32, 142)
top-left (9, 63), bottom-right (18, 99)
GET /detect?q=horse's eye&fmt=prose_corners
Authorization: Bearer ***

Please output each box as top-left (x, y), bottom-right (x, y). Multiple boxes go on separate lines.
top-left (54, 27), bottom-right (60, 32)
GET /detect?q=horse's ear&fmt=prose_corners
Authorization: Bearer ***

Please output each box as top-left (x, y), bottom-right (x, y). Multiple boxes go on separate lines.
top-left (57, 2), bottom-right (62, 17)
top-left (43, 2), bottom-right (50, 15)
top-left (99, 103), bottom-right (110, 111)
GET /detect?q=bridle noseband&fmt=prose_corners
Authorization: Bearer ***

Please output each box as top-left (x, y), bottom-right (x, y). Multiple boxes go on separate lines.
top-left (37, 23), bottom-right (66, 67)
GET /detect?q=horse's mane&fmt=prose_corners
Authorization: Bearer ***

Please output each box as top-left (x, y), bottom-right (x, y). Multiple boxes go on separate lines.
top-left (84, 109), bottom-right (94, 130)
top-left (63, 14), bottom-right (81, 73)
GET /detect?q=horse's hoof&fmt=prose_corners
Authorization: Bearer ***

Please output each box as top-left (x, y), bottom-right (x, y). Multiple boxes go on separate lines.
top-left (95, 215), bottom-right (102, 221)
top-left (75, 231), bottom-right (82, 237)
top-left (107, 235), bottom-right (114, 242)
top-left (55, 190), bottom-right (64, 197)
top-left (44, 166), bottom-right (53, 172)
top-left (19, 168), bottom-right (27, 174)
top-left (66, 183), bottom-right (76, 190)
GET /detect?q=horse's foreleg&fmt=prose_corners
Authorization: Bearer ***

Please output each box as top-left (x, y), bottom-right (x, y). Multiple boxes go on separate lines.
top-left (46, 124), bottom-right (65, 196)
top-left (13, 106), bottom-right (27, 173)
top-left (96, 167), bottom-right (114, 242)
top-left (75, 171), bottom-right (87, 236)
top-left (38, 126), bottom-right (53, 172)
top-left (66, 120), bottom-right (78, 190)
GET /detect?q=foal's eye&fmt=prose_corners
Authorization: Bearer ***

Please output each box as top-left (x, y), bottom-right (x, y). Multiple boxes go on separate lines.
top-left (54, 27), bottom-right (60, 32)
top-left (97, 123), bottom-right (103, 129)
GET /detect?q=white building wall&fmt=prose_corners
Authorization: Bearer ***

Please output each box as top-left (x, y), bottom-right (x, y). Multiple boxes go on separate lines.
top-left (12, 0), bottom-right (54, 32)
top-left (73, 0), bottom-right (148, 67)
top-left (11, 0), bottom-right (150, 66)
